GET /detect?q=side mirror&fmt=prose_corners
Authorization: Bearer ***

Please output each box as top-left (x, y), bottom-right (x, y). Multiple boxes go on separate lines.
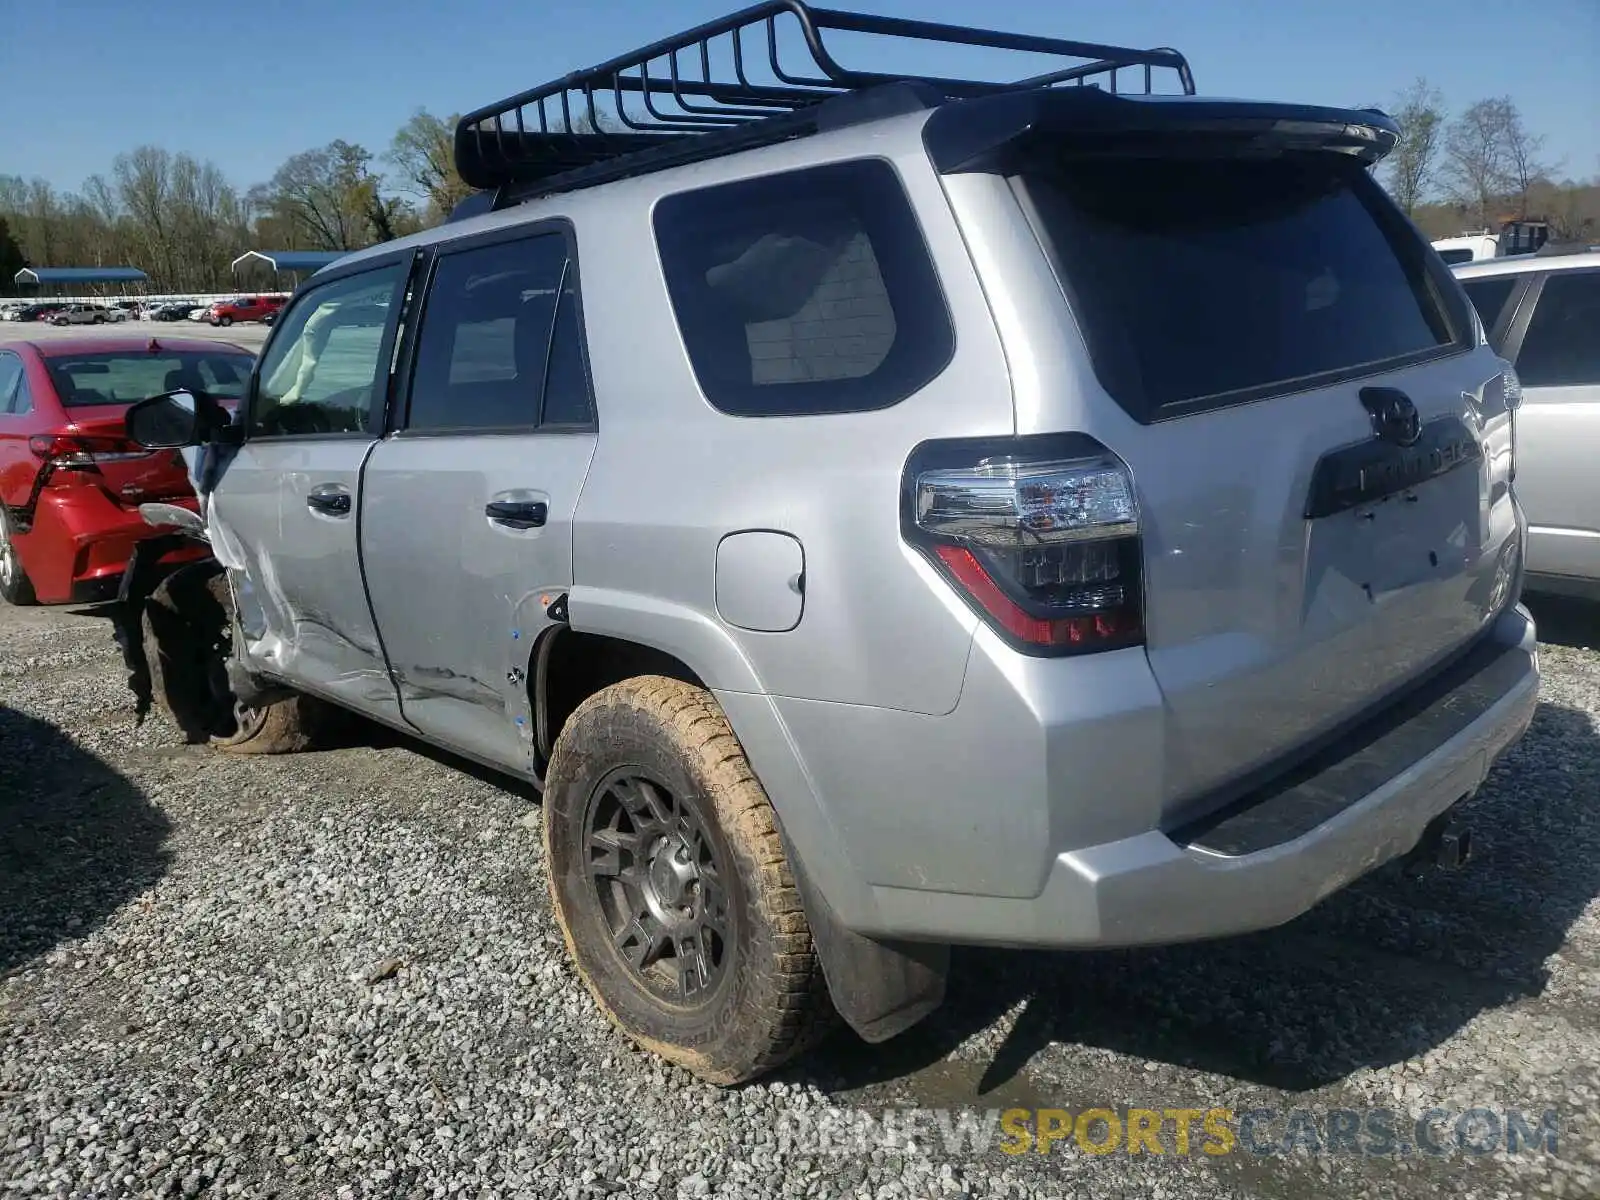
top-left (125, 389), bottom-right (229, 449)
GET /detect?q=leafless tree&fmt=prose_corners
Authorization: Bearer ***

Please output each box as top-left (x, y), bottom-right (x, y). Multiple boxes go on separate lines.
top-left (1500, 106), bottom-right (1550, 217)
top-left (1442, 98), bottom-right (1518, 227)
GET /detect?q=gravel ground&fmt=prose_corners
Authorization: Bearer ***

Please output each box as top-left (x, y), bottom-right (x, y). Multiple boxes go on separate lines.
top-left (2, 596), bottom-right (1598, 1199)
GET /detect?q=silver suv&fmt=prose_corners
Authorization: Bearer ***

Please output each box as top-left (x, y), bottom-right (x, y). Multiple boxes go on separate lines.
top-left (1455, 247), bottom-right (1600, 597)
top-left (114, 4), bottom-right (1538, 1083)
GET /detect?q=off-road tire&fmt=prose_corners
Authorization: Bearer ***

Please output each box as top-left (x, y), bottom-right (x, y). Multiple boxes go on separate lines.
top-left (544, 676), bottom-right (834, 1085)
top-left (142, 566), bottom-right (324, 754)
top-left (0, 505), bottom-right (37, 606)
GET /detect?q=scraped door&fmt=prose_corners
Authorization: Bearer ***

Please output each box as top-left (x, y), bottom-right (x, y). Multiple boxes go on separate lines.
top-left (210, 257), bottom-right (412, 722)
top-left (360, 225), bottom-right (597, 773)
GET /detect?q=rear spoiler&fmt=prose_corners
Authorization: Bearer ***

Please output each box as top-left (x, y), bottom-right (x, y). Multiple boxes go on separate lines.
top-left (923, 90), bottom-right (1401, 174)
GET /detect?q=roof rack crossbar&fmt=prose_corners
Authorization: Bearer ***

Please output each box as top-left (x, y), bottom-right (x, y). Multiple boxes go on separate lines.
top-left (454, 1), bottom-right (1196, 197)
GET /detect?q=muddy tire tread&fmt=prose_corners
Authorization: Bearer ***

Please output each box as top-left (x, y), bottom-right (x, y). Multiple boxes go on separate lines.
top-left (545, 675), bottom-right (836, 1084)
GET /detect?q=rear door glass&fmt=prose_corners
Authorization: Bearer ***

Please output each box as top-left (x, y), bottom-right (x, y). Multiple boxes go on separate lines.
top-left (1515, 271), bottom-right (1600, 387)
top-left (404, 231), bottom-right (588, 431)
top-left (1017, 156), bottom-right (1464, 421)
top-left (1460, 275), bottom-right (1519, 340)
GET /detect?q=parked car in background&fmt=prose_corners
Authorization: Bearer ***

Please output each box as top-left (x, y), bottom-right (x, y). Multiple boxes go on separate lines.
top-left (50, 303), bottom-right (111, 326)
top-left (117, 3), bottom-right (1537, 1086)
top-left (1455, 248), bottom-right (1600, 597)
top-left (1433, 233), bottom-right (1501, 266)
top-left (13, 303), bottom-right (67, 323)
top-left (186, 306), bottom-right (208, 321)
top-left (0, 335), bottom-right (257, 605)
top-left (207, 295), bottom-right (287, 326)
top-left (151, 302), bottom-right (201, 322)
top-left (103, 305), bottom-right (131, 323)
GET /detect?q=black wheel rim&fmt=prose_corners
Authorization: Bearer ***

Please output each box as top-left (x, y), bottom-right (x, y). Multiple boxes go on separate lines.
top-left (585, 769), bottom-right (731, 1006)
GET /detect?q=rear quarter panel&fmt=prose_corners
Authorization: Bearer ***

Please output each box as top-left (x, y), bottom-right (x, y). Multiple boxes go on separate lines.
top-left (565, 122), bottom-right (1016, 717)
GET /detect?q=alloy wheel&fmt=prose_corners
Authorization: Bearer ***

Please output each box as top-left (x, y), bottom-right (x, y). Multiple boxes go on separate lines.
top-left (585, 770), bottom-right (732, 1005)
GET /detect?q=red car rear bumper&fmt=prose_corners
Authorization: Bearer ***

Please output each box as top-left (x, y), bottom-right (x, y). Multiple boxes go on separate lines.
top-left (15, 486), bottom-right (209, 604)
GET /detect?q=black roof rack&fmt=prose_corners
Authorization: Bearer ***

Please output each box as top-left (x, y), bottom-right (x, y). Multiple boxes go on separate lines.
top-left (454, 1), bottom-right (1195, 204)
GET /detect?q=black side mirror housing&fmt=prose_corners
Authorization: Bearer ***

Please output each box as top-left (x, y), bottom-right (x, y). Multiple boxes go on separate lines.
top-left (125, 389), bottom-right (231, 449)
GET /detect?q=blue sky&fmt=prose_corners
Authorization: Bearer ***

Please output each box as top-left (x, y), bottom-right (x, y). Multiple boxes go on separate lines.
top-left (1, 0), bottom-right (1596, 194)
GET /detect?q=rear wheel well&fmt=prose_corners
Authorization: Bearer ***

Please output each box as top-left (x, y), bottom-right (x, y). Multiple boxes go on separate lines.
top-left (533, 629), bottom-right (705, 771)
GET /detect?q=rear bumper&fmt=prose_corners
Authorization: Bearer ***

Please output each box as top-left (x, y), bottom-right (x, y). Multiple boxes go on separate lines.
top-left (892, 607), bottom-right (1535, 947)
top-left (16, 488), bottom-right (207, 604)
top-left (727, 605), bottom-right (1538, 949)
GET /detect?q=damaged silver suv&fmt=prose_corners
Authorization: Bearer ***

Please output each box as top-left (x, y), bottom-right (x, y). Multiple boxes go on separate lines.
top-left (116, 4), bottom-right (1537, 1083)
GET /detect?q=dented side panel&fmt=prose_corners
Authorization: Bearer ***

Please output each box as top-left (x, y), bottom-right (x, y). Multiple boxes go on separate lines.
top-left (359, 431), bottom-right (598, 773)
top-left (204, 436), bottom-right (402, 723)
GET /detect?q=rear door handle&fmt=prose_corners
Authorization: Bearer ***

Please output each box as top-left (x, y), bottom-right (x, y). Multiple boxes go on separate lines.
top-left (485, 499), bottom-right (548, 529)
top-left (306, 487), bottom-right (351, 517)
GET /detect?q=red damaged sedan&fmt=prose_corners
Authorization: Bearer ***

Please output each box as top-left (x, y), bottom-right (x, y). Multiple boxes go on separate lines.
top-left (0, 336), bottom-right (254, 605)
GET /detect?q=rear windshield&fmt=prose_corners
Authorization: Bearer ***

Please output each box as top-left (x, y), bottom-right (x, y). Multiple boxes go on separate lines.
top-left (1017, 155), bottom-right (1464, 421)
top-left (43, 351), bottom-right (254, 408)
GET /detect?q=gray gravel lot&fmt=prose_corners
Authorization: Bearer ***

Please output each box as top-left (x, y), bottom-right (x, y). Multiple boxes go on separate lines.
top-left (2, 594), bottom-right (1598, 1199)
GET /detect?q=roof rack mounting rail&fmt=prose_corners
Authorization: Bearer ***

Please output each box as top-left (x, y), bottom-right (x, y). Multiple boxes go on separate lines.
top-left (453, 1), bottom-right (1195, 204)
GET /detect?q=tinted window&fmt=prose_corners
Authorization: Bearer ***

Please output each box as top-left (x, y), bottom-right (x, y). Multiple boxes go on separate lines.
top-left (654, 159), bottom-right (953, 417)
top-left (1460, 275), bottom-right (1519, 337)
top-left (0, 354), bottom-right (22, 414)
top-left (1019, 156), bottom-right (1459, 420)
top-left (407, 232), bottom-right (591, 431)
top-left (1437, 248), bottom-right (1475, 265)
top-left (1517, 271), bottom-right (1600, 387)
top-left (42, 351), bottom-right (254, 407)
top-left (541, 277), bottom-right (591, 426)
top-left (251, 264), bottom-right (404, 437)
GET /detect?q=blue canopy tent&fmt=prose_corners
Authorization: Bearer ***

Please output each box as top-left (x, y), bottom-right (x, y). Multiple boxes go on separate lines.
top-left (13, 266), bottom-right (150, 296)
top-left (231, 250), bottom-right (346, 286)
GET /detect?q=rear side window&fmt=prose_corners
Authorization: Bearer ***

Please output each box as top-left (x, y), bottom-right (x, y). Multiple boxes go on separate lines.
top-left (1516, 271), bottom-right (1600, 387)
top-left (405, 230), bottom-right (592, 431)
top-left (654, 159), bottom-right (953, 417)
top-left (0, 354), bottom-right (23, 414)
top-left (1018, 156), bottom-right (1463, 421)
top-left (1437, 248), bottom-right (1475, 265)
top-left (1460, 275), bottom-right (1519, 337)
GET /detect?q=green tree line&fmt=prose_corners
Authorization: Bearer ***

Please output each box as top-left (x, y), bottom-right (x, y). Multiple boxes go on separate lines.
top-left (2, 92), bottom-right (1595, 295)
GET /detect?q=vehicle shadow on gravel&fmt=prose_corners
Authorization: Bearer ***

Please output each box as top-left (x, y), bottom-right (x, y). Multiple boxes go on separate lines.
top-left (1524, 594), bottom-right (1600, 650)
top-left (798, 697), bottom-right (1600, 1098)
top-left (0, 705), bottom-right (173, 976)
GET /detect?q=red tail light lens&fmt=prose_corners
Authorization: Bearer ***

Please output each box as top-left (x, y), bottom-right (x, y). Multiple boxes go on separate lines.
top-left (904, 436), bottom-right (1144, 655)
top-left (29, 433), bottom-right (155, 468)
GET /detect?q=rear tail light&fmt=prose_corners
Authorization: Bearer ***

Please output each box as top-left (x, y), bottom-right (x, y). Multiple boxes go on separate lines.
top-left (904, 436), bottom-right (1144, 655)
top-left (29, 433), bottom-right (155, 469)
